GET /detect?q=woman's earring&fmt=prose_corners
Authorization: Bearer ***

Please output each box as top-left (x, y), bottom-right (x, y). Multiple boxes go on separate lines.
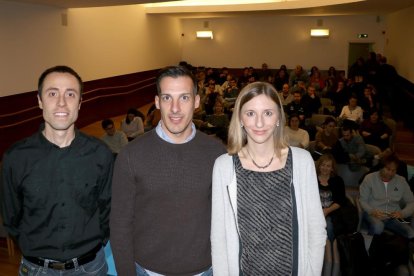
top-left (241, 124), bottom-right (244, 128)
top-left (276, 121), bottom-right (280, 127)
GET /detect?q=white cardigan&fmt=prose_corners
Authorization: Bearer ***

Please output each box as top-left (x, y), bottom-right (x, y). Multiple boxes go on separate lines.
top-left (211, 147), bottom-right (326, 276)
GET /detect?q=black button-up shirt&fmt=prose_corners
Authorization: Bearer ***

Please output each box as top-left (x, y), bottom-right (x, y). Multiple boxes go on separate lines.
top-left (1, 127), bottom-right (113, 261)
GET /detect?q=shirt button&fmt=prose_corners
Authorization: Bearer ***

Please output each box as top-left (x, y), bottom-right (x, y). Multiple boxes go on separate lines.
top-left (61, 203), bottom-right (65, 207)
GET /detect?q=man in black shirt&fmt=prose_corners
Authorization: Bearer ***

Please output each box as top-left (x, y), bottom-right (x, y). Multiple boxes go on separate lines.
top-left (301, 85), bottom-right (322, 118)
top-left (286, 91), bottom-right (306, 126)
top-left (1, 66), bottom-right (113, 275)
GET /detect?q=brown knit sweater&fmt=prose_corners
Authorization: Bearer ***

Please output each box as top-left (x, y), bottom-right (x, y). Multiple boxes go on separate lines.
top-left (110, 130), bottom-right (225, 276)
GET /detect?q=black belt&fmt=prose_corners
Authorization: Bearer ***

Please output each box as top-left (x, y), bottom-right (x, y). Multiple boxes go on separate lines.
top-left (24, 244), bottom-right (102, 270)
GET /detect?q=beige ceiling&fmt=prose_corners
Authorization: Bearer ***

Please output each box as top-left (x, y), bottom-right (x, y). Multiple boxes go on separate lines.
top-left (3, 0), bottom-right (414, 17)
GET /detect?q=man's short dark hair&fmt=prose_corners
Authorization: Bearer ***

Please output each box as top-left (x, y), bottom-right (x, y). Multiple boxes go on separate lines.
top-left (156, 66), bottom-right (197, 96)
top-left (382, 153), bottom-right (400, 168)
top-left (341, 125), bottom-right (352, 133)
top-left (38, 65), bottom-right (83, 99)
top-left (101, 119), bottom-right (114, 130)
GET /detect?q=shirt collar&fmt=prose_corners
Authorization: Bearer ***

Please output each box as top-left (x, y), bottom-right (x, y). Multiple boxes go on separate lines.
top-left (155, 120), bottom-right (196, 144)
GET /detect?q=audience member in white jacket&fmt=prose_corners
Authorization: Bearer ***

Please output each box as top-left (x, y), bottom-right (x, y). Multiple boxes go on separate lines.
top-left (211, 82), bottom-right (326, 276)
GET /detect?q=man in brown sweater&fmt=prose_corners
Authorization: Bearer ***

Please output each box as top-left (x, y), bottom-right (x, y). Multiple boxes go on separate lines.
top-left (110, 66), bottom-right (225, 276)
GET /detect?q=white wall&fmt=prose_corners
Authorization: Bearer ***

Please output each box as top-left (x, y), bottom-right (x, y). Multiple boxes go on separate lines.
top-left (66, 6), bottom-right (182, 82)
top-left (0, 1), bottom-right (182, 96)
top-left (1, 1), bottom-right (412, 97)
top-left (181, 14), bottom-right (386, 71)
top-left (385, 6), bottom-right (414, 83)
top-left (0, 1), bottom-right (69, 96)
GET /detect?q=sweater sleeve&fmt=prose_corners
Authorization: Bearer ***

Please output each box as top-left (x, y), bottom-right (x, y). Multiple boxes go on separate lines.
top-left (399, 177), bottom-right (414, 218)
top-left (359, 174), bottom-right (374, 214)
top-left (109, 149), bottom-right (137, 275)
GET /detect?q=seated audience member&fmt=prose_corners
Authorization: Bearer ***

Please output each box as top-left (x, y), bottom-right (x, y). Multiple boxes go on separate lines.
top-left (278, 83), bottom-right (294, 109)
top-left (315, 117), bottom-right (339, 154)
top-left (337, 126), bottom-right (370, 171)
top-left (204, 83), bottom-right (220, 115)
top-left (248, 66), bottom-right (258, 80)
top-left (205, 67), bottom-right (218, 84)
top-left (309, 69), bottom-right (325, 96)
top-left (101, 118), bottom-right (128, 156)
top-left (359, 109), bottom-right (392, 151)
top-left (359, 154), bottom-right (414, 239)
top-left (360, 85), bottom-right (380, 119)
top-left (327, 66), bottom-right (338, 81)
top-left (316, 154), bottom-right (351, 276)
top-left (193, 105), bottom-right (206, 122)
top-left (223, 78), bottom-right (239, 99)
top-left (220, 74), bottom-right (232, 94)
top-left (239, 67), bottom-right (251, 88)
top-left (247, 73), bottom-right (256, 85)
top-left (258, 62), bottom-right (272, 82)
top-left (145, 108), bottom-right (161, 130)
top-left (197, 70), bottom-right (207, 95)
top-left (301, 85), bottom-right (322, 118)
top-left (289, 64), bottom-right (309, 88)
top-left (205, 101), bottom-right (230, 129)
top-left (273, 67), bottom-right (289, 92)
top-left (121, 108), bottom-right (145, 141)
top-left (286, 91), bottom-right (306, 126)
top-left (327, 80), bottom-right (350, 117)
top-left (205, 101), bottom-right (230, 143)
top-left (285, 114), bottom-right (309, 149)
top-left (309, 65), bottom-right (319, 77)
top-left (293, 80), bottom-right (307, 96)
top-left (207, 78), bottom-right (222, 95)
top-left (339, 94), bottom-right (363, 130)
top-left (217, 67), bottom-right (229, 85)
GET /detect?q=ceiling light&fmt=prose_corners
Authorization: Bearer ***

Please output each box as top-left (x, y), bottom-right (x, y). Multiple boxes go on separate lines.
top-left (196, 31), bottom-right (214, 39)
top-left (310, 29), bottom-right (330, 37)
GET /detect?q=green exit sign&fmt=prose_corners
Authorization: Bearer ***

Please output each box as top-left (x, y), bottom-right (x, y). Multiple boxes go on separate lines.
top-left (358, 34), bottom-right (368, 38)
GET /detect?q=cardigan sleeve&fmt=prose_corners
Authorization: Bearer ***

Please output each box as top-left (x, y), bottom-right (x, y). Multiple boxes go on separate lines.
top-left (293, 148), bottom-right (326, 276)
top-left (306, 156), bottom-right (327, 276)
top-left (211, 155), bottom-right (232, 276)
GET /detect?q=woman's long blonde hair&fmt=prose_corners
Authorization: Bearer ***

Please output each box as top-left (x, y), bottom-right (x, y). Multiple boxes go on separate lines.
top-left (227, 82), bottom-right (288, 158)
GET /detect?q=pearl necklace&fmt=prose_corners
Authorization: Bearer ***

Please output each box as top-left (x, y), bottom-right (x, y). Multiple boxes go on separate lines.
top-left (246, 148), bottom-right (275, 169)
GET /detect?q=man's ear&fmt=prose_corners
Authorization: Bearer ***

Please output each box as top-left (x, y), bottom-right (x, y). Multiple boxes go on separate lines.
top-left (155, 95), bottom-right (160, 109)
top-left (78, 97), bottom-right (82, 110)
top-left (194, 94), bottom-right (200, 109)
top-left (37, 95), bottom-right (43, 110)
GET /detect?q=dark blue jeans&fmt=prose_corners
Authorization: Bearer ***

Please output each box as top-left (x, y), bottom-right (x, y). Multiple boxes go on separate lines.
top-left (363, 211), bottom-right (414, 239)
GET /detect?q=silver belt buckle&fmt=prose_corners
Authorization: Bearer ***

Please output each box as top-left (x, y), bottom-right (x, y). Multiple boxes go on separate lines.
top-left (50, 262), bottom-right (66, 270)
